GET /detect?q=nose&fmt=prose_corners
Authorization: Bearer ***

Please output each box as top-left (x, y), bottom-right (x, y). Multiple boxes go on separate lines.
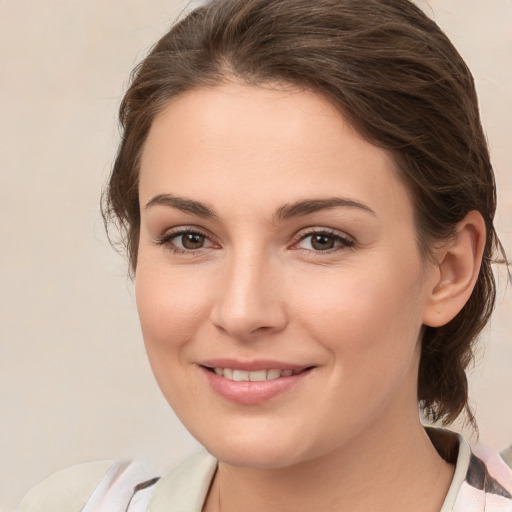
top-left (209, 252), bottom-right (288, 341)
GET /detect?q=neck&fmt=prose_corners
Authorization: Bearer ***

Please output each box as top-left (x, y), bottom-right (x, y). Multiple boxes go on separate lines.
top-left (204, 414), bottom-right (454, 512)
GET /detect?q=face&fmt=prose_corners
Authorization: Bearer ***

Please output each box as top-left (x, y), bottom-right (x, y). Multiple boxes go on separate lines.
top-left (136, 83), bottom-right (439, 469)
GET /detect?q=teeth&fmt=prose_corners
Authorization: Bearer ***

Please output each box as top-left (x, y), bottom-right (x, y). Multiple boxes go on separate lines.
top-left (249, 370), bottom-right (267, 381)
top-left (232, 370), bottom-right (249, 381)
top-left (212, 367), bottom-right (300, 381)
top-left (266, 369), bottom-right (281, 380)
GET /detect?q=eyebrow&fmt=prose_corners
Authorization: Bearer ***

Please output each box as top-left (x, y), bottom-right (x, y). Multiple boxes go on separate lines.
top-left (275, 197), bottom-right (375, 220)
top-left (145, 194), bottom-right (218, 219)
top-left (144, 194), bottom-right (375, 220)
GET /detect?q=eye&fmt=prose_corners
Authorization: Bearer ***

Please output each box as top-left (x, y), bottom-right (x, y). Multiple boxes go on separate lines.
top-left (295, 230), bottom-right (354, 252)
top-left (156, 228), bottom-right (216, 253)
top-left (174, 232), bottom-right (208, 250)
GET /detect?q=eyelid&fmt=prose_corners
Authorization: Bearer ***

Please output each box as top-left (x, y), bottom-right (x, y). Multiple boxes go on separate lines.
top-left (291, 227), bottom-right (355, 251)
top-left (153, 225), bottom-right (354, 254)
top-left (154, 226), bottom-right (219, 252)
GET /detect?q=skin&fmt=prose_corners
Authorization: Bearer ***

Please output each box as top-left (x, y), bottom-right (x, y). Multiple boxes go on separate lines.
top-left (135, 82), bottom-right (484, 511)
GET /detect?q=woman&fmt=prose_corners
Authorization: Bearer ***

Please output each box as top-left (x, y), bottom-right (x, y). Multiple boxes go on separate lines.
top-left (19, 0), bottom-right (512, 510)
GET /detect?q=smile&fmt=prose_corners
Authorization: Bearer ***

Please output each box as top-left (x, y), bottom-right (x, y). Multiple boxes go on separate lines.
top-left (201, 364), bottom-right (315, 405)
top-left (210, 368), bottom-right (301, 381)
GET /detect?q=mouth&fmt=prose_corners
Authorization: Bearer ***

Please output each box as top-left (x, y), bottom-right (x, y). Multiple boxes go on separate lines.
top-left (202, 366), bottom-right (311, 381)
top-left (199, 363), bottom-right (316, 404)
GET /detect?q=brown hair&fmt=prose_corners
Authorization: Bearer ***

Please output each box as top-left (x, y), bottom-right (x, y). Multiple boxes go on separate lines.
top-left (103, 0), bottom-right (506, 426)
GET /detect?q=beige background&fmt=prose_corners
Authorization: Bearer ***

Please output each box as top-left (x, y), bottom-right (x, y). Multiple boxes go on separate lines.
top-left (0, 0), bottom-right (511, 510)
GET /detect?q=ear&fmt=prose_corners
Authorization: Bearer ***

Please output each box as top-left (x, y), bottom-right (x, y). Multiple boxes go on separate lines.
top-left (422, 211), bottom-right (486, 328)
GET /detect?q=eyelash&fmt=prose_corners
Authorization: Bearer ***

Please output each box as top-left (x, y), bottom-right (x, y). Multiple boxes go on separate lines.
top-left (155, 227), bottom-right (214, 255)
top-left (293, 229), bottom-right (355, 254)
top-left (154, 227), bottom-right (355, 255)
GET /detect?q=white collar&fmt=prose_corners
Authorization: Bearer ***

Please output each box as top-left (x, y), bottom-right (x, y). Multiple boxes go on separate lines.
top-left (148, 449), bottom-right (217, 512)
top-left (146, 429), bottom-right (477, 512)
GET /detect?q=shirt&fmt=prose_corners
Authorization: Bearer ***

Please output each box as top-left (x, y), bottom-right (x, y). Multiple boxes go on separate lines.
top-left (19, 428), bottom-right (512, 512)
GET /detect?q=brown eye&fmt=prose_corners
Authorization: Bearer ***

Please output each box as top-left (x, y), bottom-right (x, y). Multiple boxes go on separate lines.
top-left (180, 232), bottom-right (206, 250)
top-left (310, 234), bottom-right (335, 251)
top-left (295, 230), bottom-right (354, 252)
top-left (156, 228), bottom-right (217, 253)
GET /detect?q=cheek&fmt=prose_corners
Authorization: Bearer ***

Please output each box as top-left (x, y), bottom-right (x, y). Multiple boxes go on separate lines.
top-left (135, 263), bottom-right (213, 359)
top-left (134, 261), bottom-right (218, 416)
top-left (292, 255), bottom-right (426, 373)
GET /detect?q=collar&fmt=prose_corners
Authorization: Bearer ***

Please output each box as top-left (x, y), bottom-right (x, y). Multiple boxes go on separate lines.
top-left (148, 449), bottom-right (217, 512)
top-left (427, 427), bottom-right (472, 511)
top-left (147, 428), bottom-right (512, 512)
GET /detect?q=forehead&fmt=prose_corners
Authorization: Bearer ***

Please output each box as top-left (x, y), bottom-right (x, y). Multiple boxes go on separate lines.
top-left (139, 82), bottom-right (413, 223)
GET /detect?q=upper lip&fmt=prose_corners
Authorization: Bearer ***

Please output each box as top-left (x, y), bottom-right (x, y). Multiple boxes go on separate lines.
top-left (199, 358), bottom-right (314, 372)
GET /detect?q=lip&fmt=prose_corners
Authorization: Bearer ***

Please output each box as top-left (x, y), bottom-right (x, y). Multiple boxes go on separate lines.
top-left (199, 360), bottom-right (315, 405)
top-left (200, 358), bottom-right (309, 372)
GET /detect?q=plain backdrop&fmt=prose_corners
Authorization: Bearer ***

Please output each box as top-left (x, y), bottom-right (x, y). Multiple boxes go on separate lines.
top-left (1, 0), bottom-right (511, 510)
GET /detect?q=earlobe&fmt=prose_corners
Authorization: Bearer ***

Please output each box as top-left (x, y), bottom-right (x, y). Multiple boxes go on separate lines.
top-left (423, 211), bottom-right (486, 328)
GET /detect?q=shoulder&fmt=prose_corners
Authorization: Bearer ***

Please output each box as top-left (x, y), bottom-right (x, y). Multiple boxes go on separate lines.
top-left (17, 452), bottom-right (216, 512)
top-left (18, 460), bottom-right (115, 512)
top-left (425, 427), bottom-right (512, 511)
top-left (471, 443), bottom-right (512, 494)
top-left (456, 439), bottom-right (512, 511)
top-left (18, 459), bottom-right (164, 512)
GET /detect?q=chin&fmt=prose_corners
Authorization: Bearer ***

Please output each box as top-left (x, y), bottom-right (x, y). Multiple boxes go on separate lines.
top-left (207, 441), bottom-right (307, 470)
top-left (186, 420), bottom-right (312, 469)
top-left (191, 417), bottom-right (348, 470)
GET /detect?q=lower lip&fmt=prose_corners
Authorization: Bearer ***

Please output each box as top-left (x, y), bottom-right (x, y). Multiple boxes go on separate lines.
top-left (201, 367), bottom-right (313, 405)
